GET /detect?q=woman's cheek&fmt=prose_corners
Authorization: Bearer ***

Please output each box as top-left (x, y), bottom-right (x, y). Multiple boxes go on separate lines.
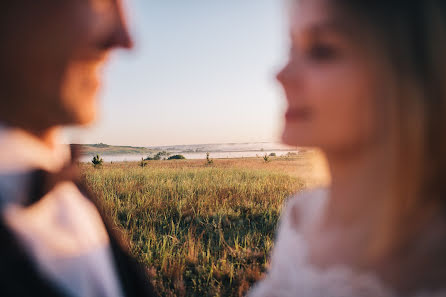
top-left (309, 70), bottom-right (368, 150)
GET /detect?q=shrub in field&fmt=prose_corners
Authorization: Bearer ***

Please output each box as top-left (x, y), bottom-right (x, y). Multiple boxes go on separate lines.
top-left (140, 158), bottom-right (148, 167)
top-left (263, 154), bottom-right (270, 163)
top-left (168, 155), bottom-right (186, 160)
top-left (206, 152), bottom-right (214, 165)
top-left (91, 154), bottom-right (103, 168)
top-left (286, 152), bottom-right (298, 157)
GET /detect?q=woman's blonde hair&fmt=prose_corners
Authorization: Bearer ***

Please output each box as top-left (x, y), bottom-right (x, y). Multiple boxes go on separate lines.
top-left (328, 0), bottom-right (446, 267)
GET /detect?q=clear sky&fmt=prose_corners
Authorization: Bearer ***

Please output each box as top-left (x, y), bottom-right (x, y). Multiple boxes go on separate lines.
top-left (68, 0), bottom-right (290, 146)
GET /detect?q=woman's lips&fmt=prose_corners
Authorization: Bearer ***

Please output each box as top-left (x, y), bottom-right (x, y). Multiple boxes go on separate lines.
top-left (285, 107), bottom-right (313, 121)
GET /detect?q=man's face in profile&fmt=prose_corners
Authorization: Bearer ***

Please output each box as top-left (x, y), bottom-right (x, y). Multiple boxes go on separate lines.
top-left (0, 0), bottom-right (132, 131)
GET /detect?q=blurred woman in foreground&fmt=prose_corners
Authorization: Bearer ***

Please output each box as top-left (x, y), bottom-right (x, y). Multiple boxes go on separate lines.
top-left (248, 0), bottom-right (446, 296)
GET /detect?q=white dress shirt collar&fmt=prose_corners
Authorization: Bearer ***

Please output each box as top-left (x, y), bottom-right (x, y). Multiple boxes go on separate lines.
top-left (0, 124), bottom-right (125, 297)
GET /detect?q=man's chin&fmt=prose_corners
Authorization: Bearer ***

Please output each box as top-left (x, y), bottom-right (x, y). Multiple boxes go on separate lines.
top-left (69, 109), bottom-right (97, 127)
top-left (63, 95), bottom-right (98, 126)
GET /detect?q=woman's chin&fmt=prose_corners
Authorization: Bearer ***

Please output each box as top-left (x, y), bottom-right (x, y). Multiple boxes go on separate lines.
top-left (281, 131), bottom-right (300, 147)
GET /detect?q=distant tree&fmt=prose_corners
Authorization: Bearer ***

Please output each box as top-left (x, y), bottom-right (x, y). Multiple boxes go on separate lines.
top-left (92, 154), bottom-right (103, 168)
top-left (168, 155), bottom-right (186, 160)
top-left (92, 143), bottom-right (109, 148)
top-left (269, 153), bottom-right (277, 157)
top-left (148, 151), bottom-right (170, 161)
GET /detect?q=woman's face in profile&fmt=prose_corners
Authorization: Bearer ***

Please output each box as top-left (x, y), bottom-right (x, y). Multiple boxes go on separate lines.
top-left (278, 0), bottom-right (384, 153)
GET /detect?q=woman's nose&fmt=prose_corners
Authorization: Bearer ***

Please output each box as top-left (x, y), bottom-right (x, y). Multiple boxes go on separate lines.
top-left (276, 62), bottom-right (292, 86)
top-left (276, 67), bottom-right (287, 85)
top-left (276, 60), bottom-right (302, 87)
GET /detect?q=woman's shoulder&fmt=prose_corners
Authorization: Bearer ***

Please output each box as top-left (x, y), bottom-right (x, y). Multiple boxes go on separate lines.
top-left (249, 188), bottom-right (446, 297)
top-left (279, 187), bottom-right (329, 233)
top-left (260, 188), bottom-right (329, 275)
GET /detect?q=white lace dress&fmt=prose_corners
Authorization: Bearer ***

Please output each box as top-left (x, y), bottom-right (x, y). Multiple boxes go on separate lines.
top-left (247, 189), bottom-right (446, 297)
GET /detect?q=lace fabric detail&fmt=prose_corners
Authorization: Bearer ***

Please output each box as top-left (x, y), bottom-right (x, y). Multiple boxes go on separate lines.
top-left (247, 189), bottom-right (446, 297)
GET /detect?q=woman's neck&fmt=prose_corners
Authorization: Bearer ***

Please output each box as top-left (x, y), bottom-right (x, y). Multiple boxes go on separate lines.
top-left (323, 143), bottom-right (395, 231)
top-left (305, 143), bottom-right (397, 271)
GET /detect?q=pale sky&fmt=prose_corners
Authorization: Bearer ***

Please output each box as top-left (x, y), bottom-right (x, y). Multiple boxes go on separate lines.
top-left (68, 0), bottom-right (290, 146)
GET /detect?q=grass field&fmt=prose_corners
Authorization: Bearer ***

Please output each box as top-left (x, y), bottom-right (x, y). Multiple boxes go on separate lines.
top-left (80, 151), bottom-right (328, 297)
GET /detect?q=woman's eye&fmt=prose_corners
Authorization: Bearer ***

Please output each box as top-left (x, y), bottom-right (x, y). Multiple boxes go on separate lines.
top-left (307, 44), bottom-right (339, 61)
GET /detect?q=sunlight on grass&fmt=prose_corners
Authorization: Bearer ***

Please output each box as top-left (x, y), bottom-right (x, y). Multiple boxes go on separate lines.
top-left (81, 157), bottom-right (310, 296)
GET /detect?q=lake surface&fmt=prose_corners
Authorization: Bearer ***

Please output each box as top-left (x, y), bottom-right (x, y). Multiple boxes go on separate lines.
top-left (80, 142), bottom-right (300, 162)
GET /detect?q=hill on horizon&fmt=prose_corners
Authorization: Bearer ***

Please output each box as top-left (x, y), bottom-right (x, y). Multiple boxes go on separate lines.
top-left (78, 142), bottom-right (299, 156)
top-left (79, 143), bottom-right (156, 156)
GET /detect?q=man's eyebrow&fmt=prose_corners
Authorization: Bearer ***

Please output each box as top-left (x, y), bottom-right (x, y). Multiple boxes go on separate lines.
top-left (306, 21), bottom-right (352, 35)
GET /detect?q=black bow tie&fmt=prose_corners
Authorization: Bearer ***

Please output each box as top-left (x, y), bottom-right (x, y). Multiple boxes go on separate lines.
top-left (25, 145), bottom-right (82, 207)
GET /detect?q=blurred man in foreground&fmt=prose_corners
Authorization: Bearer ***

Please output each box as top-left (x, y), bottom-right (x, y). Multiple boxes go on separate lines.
top-left (0, 1), bottom-right (157, 296)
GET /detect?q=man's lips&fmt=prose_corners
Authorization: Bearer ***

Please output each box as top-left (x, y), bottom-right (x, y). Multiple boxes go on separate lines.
top-left (285, 107), bottom-right (313, 121)
top-left (79, 59), bottom-right (107, 91)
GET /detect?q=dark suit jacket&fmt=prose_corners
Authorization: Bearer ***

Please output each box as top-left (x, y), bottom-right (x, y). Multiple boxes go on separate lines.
top-left (0, 178), bottom-right (158, 297)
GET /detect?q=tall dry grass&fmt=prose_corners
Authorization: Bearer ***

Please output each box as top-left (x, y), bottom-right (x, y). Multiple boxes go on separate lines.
top-left (81, 153), bottom-right (327, 296)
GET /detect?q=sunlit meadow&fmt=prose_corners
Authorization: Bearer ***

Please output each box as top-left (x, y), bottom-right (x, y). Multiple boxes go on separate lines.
top-left (81, 151), bottom-right (327, 296)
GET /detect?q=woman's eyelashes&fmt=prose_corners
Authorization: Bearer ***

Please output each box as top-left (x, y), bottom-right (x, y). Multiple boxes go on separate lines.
top-left (307, 43), bottom-right (340, 61)
top-left (290, 40), bottom-right (342, 64)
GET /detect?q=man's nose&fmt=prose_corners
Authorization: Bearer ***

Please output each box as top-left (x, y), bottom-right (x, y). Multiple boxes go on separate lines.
top-left (105, 4), bottom-right (134, 50)
top-left (112, 20), bottom-right (134, 49)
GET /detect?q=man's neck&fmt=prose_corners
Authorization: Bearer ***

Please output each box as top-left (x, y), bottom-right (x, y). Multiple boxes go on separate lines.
top-left (27, 127), bottom-right (61, 150)
top-left (0, 119), bottom-right (61, 150)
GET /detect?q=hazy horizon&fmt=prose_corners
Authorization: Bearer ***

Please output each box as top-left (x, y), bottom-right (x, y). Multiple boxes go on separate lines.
top-left (65, 0), bottom-right (290, 147)
top-left (79, 141), bottom-right (300, 162)
top-left (76, 140), bottom-right (293, 148)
